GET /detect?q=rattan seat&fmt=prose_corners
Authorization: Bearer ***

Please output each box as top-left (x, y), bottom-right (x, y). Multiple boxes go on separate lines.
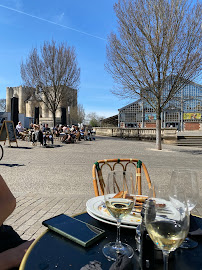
top-left (92, 158), bottom-right (151, 196)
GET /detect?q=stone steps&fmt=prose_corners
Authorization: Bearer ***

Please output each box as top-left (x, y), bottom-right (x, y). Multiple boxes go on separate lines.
top-left (177, 136), bottom-right (202, 147)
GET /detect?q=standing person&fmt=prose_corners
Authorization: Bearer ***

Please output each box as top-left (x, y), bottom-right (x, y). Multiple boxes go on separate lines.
top-left (0, 175), bottom-right (34, 269)
top-left (38, 126), bottom-right (43, 146)
top-left (31, 124), bottom-right (40, 146)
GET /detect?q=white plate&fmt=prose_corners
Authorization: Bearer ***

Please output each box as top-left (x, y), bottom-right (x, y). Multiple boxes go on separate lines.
top-left (86, 195), bottom-right (142, 226)
top-left (87, 208), bottom-right (137, 229)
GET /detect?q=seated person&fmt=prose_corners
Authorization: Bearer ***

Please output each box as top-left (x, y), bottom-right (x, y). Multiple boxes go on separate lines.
top-left (58, 125), bottom-right (63, 133)
top-left (69, 126), bottom-right (76, 142)
top-left (42, 124), bottom-right (53, 146)
top-left (0, 175), bottom-right (34, 269)
top-left (16, 122), bottom-right (25, 139)
top-left (70, 125), bottom-right (76, 133)
top-left (90, 129), bottom-right (96, 141)
top-left (84, 127), bottom-right (95, 141)
top-left (61, 127), bottom-right (75, 143)
top-left (53, 125), bottom-right (60, 137)
top-left (80, 127), bottom-right (85, 139)
top-left (62, 125), bottom-right (69, 134)
top-left (84, 128), bottom-right (91, 141)
top-left (74, 126), bottom-right (81, 141)
top-left (29, 123), bottom-right (34, 130)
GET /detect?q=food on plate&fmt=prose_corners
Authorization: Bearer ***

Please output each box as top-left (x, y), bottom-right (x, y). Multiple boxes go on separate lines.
top-left (135, 195), bottom-right (148, 203)
top-left (112, 192), bottom-right (149, 215)
top-left (156, 203), bottom-right (166, 208)
top-left (133, 206), bottom-right (142, 213)
top-left (113, 191), bottom-right (127, 198)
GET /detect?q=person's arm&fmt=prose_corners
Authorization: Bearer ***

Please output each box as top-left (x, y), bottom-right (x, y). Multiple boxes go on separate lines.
top-left (0, 175), bottom-right (16, 226)
top-left (0, 240), bottom-right (34, 269)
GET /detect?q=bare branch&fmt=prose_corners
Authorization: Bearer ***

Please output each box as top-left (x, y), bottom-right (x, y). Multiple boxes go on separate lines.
top-left (21, 40), bottom-right (80, 126)
top-left (106, 0), bottom-right (202, 149)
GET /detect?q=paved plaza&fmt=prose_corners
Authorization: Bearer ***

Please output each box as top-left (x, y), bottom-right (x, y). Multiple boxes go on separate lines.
top-left (1, 136), bottom-right (202, 241)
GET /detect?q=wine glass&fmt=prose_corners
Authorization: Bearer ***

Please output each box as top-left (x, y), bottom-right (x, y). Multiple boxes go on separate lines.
top-left (170, 170), bottom-right (199, 248)
top-left (102, 171), bottom-right (136, 261)
top-left (145, 185), bottom-right (189, 270)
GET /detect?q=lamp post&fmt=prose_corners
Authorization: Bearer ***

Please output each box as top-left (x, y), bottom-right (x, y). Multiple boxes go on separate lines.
top-left (68, 106), bottom-right (70, 126)
top-left (141, 100), bottom-right (144, 128)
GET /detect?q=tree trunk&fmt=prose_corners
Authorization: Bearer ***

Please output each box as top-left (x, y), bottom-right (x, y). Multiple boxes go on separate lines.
top-left (156, 110), bottom-right (162, 150)
top-left (52, 111), bottom-right (56, 127)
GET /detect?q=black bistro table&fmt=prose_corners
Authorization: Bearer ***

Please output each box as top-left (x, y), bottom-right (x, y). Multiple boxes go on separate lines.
top-left (20, 213), bottom-right (202, 270)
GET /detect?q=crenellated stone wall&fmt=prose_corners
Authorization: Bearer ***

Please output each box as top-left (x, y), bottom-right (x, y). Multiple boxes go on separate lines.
top-left (6, 85), bottom-right (77, 126)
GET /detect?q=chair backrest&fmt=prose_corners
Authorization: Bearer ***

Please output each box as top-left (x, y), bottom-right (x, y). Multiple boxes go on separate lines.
top-left (92, 158), bottom-right (151, 196)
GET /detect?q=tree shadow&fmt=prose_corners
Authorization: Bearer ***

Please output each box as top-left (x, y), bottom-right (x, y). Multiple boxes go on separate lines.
top-left (0, 163), bottom-right (25, 167)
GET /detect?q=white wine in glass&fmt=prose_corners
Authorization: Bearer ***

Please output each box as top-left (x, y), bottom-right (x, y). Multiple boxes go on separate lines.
top-left (105, 198), bottom-right (134, 220)
top-left (102, 171), bottom-right (136, 261)
top-left (170, 170), bottom-right (199, 249)
top-left (145, 186), bottom-right (189, 270)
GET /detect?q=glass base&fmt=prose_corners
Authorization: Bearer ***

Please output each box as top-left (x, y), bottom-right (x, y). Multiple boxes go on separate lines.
top-left (102, 242), bottom-right (134, 261)
top-left (180, 237), bottom-right (198, 249)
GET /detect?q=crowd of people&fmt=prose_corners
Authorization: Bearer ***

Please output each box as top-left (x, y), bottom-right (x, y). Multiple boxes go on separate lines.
top-left (15, 122), bottom-right (95, 146)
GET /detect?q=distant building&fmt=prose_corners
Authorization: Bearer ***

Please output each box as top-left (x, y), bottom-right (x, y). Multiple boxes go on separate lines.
top-left (101, 115), bottom-right (118, 127)
top-left (118, 80), bottom-right (202, 131)
top-left (6, 85), bottom-right (77, 126)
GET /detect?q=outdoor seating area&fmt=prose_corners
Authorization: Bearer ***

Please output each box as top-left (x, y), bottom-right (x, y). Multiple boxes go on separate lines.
top-left (15, 122), bottom-right (96, 147)
top-left (1, 135), bottom-right (201, 270)
top-left (0, 0), bottom-right (201, 268)
top-left (19, 155), bottom-right (202, 270)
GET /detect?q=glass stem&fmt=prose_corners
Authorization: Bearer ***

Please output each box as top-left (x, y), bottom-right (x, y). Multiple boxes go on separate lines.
top-left (115, 219), bottom-right (122, 248)
top-left (162, 251), bottom-right (169, 270)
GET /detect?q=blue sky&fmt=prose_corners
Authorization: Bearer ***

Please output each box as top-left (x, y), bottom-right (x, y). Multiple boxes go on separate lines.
top-left (0, 0), bottom-right (132, 118)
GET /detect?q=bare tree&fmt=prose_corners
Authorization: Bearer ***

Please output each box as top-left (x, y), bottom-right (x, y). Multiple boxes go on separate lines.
top-left (0, 99), bottom-right (6, 112)
top-left (106, 0), bottom-right (202, 149)
top-left (77, 104), bottom-right (86, 123)
top-left (87, 112), bottom-right (103, 127)
top-left (69, 104), bottom-right (85, 124)
top-left (21, 40), bottom-right (80, 126)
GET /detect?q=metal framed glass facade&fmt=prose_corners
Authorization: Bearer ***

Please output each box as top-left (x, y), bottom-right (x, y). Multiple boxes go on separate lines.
top-left (118, 81), bottom-right (202, 130)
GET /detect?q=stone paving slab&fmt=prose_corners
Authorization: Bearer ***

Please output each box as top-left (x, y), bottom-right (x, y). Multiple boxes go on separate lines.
top-left (1, 136), bottom-right (202, 241)
top-left (4, 193), bottom-right (91, 240)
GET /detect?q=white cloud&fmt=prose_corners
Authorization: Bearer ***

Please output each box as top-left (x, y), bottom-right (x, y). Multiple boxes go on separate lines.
top-left (5, 0), bottom-right (23, 10)
top-left (14, 0), bottom-right (23, 10)
top-left (54, 12), bottom-right (65, 24)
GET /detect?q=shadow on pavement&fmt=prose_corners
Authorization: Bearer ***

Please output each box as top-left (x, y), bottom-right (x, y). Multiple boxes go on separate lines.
top-left (7, 146), bottom-right (32, 149)
top-left (0, 163), bottom-right (25, 167)
top-left (43, 145), bottom-right (62, 148)
top-left (178, 149), bottom-right (202, 155)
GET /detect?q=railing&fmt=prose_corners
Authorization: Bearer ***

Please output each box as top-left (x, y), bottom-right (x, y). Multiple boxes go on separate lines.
top-left (93, 127), bottom-right (177, 141)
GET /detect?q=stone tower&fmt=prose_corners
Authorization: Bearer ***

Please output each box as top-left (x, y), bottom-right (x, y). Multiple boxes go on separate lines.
top-left (6, 86), bottom-right (77, 126)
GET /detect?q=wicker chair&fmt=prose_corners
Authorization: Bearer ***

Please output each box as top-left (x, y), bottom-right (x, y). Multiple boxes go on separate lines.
top-left (92, 158), bottom-right (151, 196)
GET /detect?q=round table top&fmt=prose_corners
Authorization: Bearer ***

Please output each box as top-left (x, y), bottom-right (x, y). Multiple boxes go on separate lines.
top-left (20, 213), bottom-right (202, 270)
